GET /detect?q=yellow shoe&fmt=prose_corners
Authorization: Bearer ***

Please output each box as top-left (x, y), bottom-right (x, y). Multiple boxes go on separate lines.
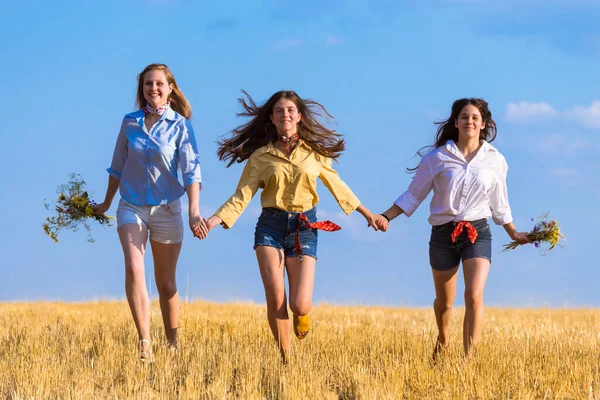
top-left (293, 314), bottom-right (310, 339)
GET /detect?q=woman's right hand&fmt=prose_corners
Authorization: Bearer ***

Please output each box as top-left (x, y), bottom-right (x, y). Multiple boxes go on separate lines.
top-left (92, 202), bottom-right (110, 215)
top-left (205, 215), bottom-right (223, 232)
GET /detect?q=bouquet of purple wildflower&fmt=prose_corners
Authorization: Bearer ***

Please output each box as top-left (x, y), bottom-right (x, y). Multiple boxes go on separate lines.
top-left (502, 212), bottom-right (564, 255)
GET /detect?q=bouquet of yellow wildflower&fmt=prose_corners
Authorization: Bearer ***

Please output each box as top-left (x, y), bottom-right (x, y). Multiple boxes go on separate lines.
top-left (43, 173), bottom-right (114, 243)
top-left (502, 212), bottom-right (565, 255)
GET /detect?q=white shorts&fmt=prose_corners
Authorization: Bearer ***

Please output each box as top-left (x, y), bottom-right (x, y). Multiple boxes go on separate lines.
top-left (116, 198), bottom-right (184, 244)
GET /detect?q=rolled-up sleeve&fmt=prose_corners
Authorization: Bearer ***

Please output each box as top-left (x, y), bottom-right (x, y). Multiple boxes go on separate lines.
top-left (177, 120), bottom-right (202, 189)
top-left (394, 156), bottom-right (434, 217)
top-left (318, 157), bottom-right (360, 215)
top-left (489, 155), bottom-right (513, 225)
top-left (214, 155), bottom-right (262, 229)
top-left (106, 118), bottom-right (128, 180)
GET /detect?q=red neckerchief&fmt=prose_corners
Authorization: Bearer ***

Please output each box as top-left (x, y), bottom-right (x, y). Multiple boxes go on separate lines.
top-left (277, 133), bottom-right (299, 153)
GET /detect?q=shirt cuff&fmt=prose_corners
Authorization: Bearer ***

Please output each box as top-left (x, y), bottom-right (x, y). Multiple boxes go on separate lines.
top-left (107, 168), bottom-right (121, 180)
top-left (394, 191), bottom-right (419, 217)
top-left (214, 209), bottom-right (235, 230)
top-left (183, 178), bottom-right (203, 191)
top-left (492, 213), bottom-right (513, 225)
top-left (340, 196), bottom-right (361, 215)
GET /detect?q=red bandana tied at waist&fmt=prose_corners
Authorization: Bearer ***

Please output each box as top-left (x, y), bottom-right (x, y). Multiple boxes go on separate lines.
top-left (450, 221), bottom-right (478, 244)
top-left (295, 213), bottom-right (341, 257)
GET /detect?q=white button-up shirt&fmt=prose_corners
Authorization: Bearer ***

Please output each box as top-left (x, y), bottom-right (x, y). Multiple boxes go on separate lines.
top-left (395, 140), bottom-right (513, 226)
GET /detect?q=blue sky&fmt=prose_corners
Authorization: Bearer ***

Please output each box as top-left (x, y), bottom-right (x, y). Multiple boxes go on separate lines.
top-left (1, 0), bottom-right (598, 307)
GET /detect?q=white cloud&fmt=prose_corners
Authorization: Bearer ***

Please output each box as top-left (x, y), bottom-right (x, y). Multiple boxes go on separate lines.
top-left (538, 134), bottom-right (590, 155)
top-left (569, 100), bottom-right (600, 129)
top-left (325, 36), bottom-right (345, 46)
top-left (549, 168), bottom-right (578, 177)
top-left (506, 100), bottom-right (600, 130)
top-left (271, 39), bottom-right (303, 51)
top-left (505, 102), bottom-right (559, 123)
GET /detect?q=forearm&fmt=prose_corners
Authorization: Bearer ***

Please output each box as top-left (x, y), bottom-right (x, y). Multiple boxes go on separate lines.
top-left (102, 175), bottom-right (120, 205)
top-left (502, 222), bottom-right (518, 238)
top-left (381, 204), bottom-right (404, 222)
top-left (356, 204), bottom-right (373, 218)
top-left (185, 182), bottom-right (201, 215)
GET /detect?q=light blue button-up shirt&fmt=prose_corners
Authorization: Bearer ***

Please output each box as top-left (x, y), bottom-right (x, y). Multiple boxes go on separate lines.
top-left (107, 108), bottom-right (202, 206)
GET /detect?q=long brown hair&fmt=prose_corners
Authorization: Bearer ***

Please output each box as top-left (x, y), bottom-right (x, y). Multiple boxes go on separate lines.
top-left (409, 98), bottom-right (497, 172)
top-left (135, 63), bottom-right (192, 120)
top-left (217, 90), bottom-right (345, 167)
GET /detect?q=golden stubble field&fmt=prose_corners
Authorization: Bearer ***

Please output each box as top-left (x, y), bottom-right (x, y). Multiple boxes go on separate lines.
top-left (1, 301), bottom-right (599, 399)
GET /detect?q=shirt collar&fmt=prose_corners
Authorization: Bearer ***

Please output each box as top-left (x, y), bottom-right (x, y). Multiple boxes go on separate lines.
top-left (444, 140), bottom-right (462, 159)
top-left (445, 139), bottom-right (493, 160)
top-left (265, 139), bottom-right (309, 157)
top-left (163, 107), bottom-right (177, 121)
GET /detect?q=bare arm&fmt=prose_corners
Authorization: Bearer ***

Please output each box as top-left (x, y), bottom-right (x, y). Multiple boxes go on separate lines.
top-left (381, 204), bottom-right (405, 222)
top-left (502, 221), bottom-right (532, 243)
top-left (185, 183), bottom-right (209, 240)
top-left (92, 175), bottom-right (119, 215)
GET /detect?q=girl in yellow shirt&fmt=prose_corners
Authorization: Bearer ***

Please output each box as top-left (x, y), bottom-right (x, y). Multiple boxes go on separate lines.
top-left (204, 90), bottom-right (385, 362)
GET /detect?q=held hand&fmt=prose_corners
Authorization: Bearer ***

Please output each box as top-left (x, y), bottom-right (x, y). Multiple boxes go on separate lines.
top-left (189, 212), bottom-right (208, 240)
top-left (510, 231), bottom-right (532, 244)
top-left (374, 214), bottom-right (389, 232)
top-left (92, 202), bottom-right (110, 215)
top-left (205, 215), bottom-right (223, 233)
top-left (365, 213), bottom-right (380, 231)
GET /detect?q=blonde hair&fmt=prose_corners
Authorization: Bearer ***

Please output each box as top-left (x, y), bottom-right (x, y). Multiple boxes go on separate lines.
top-left (135, 63), bottom-right (192, 120)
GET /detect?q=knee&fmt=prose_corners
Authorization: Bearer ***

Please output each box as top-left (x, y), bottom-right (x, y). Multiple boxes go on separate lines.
top-left (156, 281), bottom-right (177, 299)
top-left (434, 298), bottom-right (453, 313)
top-left (290, 300), bottom-right (312, 317)
top-left (464, 289), bottom-right (484, 308)
top-left (265, 293), bottom-right (287, 313)
top-left (125, 262), bottom-right (144, 280)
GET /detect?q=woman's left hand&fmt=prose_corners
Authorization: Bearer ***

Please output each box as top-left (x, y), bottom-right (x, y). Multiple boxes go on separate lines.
top-left (189, 212), bottom-right (208, 239)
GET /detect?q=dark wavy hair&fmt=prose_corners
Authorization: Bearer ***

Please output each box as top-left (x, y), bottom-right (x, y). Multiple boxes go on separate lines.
top-left (217, 90), bottom-right (346, 167)
top-left (409, 98), bottom-right (497, 172)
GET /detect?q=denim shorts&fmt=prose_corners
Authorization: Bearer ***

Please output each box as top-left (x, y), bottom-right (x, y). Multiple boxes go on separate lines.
top-left (116, 198), bottom-right (184, 244)
top-left (254, 207), bottom-right (318, 259)
top-left (429, 219), bottom-right (492, 271)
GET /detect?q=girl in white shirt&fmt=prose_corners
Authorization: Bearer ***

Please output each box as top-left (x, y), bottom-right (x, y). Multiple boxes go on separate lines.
top-left (378, 98), bottom-right (531, 360)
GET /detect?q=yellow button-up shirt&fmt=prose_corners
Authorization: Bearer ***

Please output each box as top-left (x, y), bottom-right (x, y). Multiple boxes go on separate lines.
top-left (215, 141), bottom-right (361, 228)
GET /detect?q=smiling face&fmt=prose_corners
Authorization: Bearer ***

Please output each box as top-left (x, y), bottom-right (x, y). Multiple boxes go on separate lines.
top-left (455, 104), bottom-right (486, 141)
top-left (143, 69), bottom-right (173, 108)
top-left (270, 98), bottom-right (302, 136)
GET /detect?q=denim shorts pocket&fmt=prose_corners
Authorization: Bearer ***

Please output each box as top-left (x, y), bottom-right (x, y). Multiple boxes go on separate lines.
top-left (432, 223), bottom-right (450, 233)
top-left (260, 208), bottom-right (279, 219)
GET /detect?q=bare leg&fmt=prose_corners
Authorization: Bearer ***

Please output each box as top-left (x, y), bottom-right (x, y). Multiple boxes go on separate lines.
top-left (118, 224), bottom-right (150, 354)
top-left (255, 246), bottom-right (289, 361)
top-left (431, 266), bottom-right (459, 360)
top-left (462, 257), bottom-right (490, 358)
top-left (151, 240), bottom-right (182, 348)
top-left (285, 255), bottom-right (316, 338)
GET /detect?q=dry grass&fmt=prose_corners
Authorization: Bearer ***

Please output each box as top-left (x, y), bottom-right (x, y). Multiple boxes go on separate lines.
top-left (1, 301), bottom-right (599, 399)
